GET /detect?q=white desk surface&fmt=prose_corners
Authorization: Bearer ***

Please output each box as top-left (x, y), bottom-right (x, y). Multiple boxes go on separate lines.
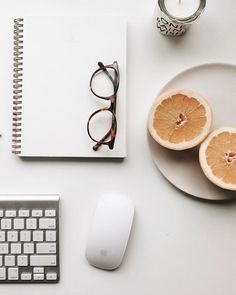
top-left (1, 0), bottom-right (236, 294)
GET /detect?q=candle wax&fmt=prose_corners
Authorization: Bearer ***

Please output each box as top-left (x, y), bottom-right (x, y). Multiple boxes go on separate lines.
top-left (164, 0), bottom-right (200, 19)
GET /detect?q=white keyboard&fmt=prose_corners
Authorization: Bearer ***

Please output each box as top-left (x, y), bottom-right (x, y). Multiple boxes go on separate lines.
top-left (0, 195), bottom-right (59, 283)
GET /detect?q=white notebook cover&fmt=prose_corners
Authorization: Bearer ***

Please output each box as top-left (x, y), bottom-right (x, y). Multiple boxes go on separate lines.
top-left (12, 16), bottom-right (126, 158)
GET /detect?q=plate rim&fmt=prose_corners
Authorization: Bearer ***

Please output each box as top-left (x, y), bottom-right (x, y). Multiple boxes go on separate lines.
top-left (159, 62), bottom-right (236, 95)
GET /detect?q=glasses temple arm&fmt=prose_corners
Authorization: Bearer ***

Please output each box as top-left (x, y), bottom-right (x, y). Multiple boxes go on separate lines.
top-left (93, 129), bottom-right (112, 151)
top-left (92, 116), bottom-right (117, 151)
top-left (98, 62), bottom-right (118, 89)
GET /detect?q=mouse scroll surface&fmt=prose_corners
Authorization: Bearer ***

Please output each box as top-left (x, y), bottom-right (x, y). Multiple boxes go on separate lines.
top-left (86, 193), bottom-right (134, 270)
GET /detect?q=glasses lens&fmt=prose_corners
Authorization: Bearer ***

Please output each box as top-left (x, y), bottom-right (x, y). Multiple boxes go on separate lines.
top-left (88, 110), bottom-right (115, 143)
top-left (91, 67), bottom-right (117, 98)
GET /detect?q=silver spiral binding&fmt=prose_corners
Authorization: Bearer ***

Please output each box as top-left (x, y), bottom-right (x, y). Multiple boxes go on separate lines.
top-left (12, 18), bottom-right (24, 154)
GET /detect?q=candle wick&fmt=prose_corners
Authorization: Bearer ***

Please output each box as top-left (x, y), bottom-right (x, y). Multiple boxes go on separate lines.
top-left (178, 0), bottom-right (181, 3)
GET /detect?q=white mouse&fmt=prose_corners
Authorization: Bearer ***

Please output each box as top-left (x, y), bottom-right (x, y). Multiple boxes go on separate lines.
top-left (85, 192), bottom-right (134, 270)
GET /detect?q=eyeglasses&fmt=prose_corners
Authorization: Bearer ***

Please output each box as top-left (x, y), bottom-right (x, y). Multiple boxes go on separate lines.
top-left (87, 61), bottom-right (119, 151)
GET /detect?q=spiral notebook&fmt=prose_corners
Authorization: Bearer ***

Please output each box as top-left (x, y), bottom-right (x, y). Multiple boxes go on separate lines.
top-left (12, 16), bottom-right (126, 158)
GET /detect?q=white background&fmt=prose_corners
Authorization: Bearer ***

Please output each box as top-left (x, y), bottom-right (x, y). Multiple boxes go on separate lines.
top-left (0, 0), bottom-right (236, 294)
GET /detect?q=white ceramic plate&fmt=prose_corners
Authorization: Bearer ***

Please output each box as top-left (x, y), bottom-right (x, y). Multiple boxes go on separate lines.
top-left (148, 63), bottom-right (236, 200)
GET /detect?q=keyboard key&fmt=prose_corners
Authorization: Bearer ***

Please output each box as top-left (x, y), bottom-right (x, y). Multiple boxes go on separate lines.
top-left (7, 231), bottom-right (18, 242)
top-left (45, 210), bottom-right (56, 217)
top-left (26, 218), bottom-right (37, 229)
top-left (0, 231), bottom-right (5, 242)
top-left (0, 211), bottom-right (3, 218)
top-left (0, 256), bottom-right (2, 266)
top-left (11, 243), bottom-right (21, 254)
top-left (1, 219), bottom-right (11, 230)
top-left (5, 255), bottom-right (15, 266)
top-left (24, 243), bottom-right (34, 254)
top-left (20, 231), bottom-right (31, 242)
top-left (39, 218), bottom-right (56, 229)
top-left (30, 255), bottom-right (56, 266)
top-left (32, 210), bottom-right (43, 217)
top-left (8, 267), bottom-right (18, 280)
top-left (17, 255), bottom-right (28, 266)
top-left (14, 218), bottom-right (24, 229)
top-left (33, 230), bottom-right (44, 242)
top-left (5, 210), bottom-right (16, 217)
top-left (19, 210), bottom-right (30, 217)
top-left (33, 267), bottom-right (44, 274)
top-left (36, 243), bottom-right (56, 254)
top-left (21, 273), bottom-right (32, 280)
top-left (0, 267), bottom-right (6, 280)
top-left (34, 273), bottom-right (44, 280)
top-left (46, 272), bottom-right (57, 280)
top-left (0, 243), bottom-right (8, 254)
top-left (46, 230), bottom-right (56, 242)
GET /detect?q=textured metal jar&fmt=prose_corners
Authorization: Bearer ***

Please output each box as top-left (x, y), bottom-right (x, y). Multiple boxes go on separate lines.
top-left (155, 0), bottom-right (206, 36)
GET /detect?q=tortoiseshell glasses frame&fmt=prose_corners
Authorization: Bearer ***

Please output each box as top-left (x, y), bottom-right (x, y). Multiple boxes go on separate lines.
top-left (87, 61), bottom-right (119, 151)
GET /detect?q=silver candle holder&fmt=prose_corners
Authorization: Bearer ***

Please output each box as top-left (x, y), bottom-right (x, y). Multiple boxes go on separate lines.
top-left (155, 0), bottom-right (206, 36)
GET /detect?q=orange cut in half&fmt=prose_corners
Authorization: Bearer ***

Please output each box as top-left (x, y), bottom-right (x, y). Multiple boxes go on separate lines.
top-left (148, 89), bottom-right (212, 150)
top-left (199, 127), bottom-right (236, 191)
